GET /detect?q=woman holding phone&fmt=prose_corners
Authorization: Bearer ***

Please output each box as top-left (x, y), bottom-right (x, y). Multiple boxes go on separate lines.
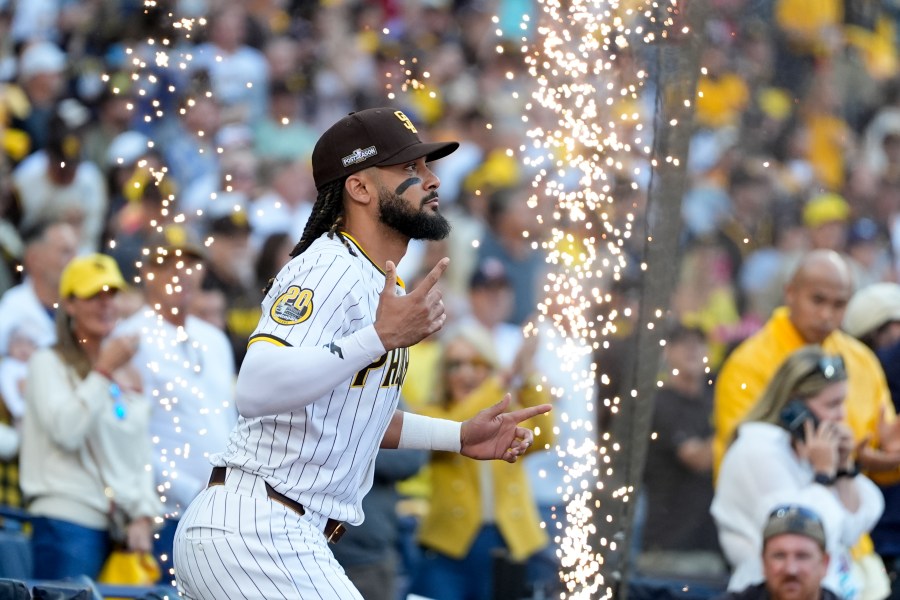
top-left (712, 345), bottom-right (884, 599)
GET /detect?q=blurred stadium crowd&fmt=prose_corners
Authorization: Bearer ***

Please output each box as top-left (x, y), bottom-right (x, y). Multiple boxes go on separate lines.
top-left (2, 0), bottom-right (900, 598)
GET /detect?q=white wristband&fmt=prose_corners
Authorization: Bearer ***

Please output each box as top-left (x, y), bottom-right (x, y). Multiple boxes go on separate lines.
top-left (398, 412), bottom-right (462, 452)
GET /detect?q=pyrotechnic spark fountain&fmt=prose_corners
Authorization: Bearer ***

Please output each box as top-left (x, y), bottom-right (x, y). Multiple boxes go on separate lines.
top-left (511, 1), bottom-right (703, 597)
top-left (383, 0), bottom-right (665, 593)
top-left (513, 2), bottom-right (662, 596)
top-left (384, 1), bottom-right (669, 595)
top-left (399, 1), bottom-right (687, 597)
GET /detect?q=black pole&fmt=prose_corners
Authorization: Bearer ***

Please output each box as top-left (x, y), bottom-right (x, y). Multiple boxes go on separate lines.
top-left (600, 1), bottom-right (709, 597)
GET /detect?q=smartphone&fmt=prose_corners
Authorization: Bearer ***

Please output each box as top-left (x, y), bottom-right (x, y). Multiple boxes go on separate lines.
top-left (779, 398), bottom-right (820, 441)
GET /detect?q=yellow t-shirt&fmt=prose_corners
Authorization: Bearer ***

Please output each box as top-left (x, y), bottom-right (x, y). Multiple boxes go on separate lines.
top-left (695, 73), bottom-right (750, 129)
top-left (775, 0), bottom-right (843, 55)
top-left (806, 111), bottom-right (850, 192)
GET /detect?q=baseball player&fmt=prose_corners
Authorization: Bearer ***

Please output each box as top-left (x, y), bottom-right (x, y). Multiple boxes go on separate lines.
top-left (172, 107), bottom-right (551, 599)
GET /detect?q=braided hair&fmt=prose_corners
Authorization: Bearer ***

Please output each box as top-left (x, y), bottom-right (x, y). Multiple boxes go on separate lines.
top-left (289, 178), bottom-right (358, 258)
top-left (262, 179), bottom-right (359, 296)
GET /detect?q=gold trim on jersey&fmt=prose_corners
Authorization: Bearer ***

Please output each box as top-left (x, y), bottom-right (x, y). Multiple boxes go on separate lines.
top-left (339, 232), bottom-right (407, 290)
top-left (247, 333), bottom-right (291, 348)
top-left (270, 285), bottom-right (314, 325)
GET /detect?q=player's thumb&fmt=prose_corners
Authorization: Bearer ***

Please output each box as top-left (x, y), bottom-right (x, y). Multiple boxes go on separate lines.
top-left (382, 261), bottom-right (397, 296)
top-left (485, 393), bottom-right (512, 418)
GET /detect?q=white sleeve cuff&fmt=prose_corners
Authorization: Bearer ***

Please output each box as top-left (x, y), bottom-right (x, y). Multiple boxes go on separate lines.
top-left (352, 324), bottom-right (387, 362)
top-left (398, 412), bottom-right (461, 452)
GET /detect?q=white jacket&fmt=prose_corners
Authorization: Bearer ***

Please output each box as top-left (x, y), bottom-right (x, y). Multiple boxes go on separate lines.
top-left (19, 349), bottom-right (161, 529)
top-left (0, 423), bottom-right (18, 459)
top-left (712, 422), bottom-right (884, 600)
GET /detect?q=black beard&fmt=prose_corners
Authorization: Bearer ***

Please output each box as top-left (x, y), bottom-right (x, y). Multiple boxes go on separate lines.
top-left (378, 187), bottom-right (451, 241)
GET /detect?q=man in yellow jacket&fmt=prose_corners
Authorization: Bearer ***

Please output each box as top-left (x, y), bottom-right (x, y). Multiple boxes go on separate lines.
top-left (714, 249), bottom-right (899, 599)
top-left (713, 250), bottom-right (898, 477)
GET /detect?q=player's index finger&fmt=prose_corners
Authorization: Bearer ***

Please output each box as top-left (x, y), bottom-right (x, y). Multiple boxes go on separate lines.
top-left (414, 257), bottom-right (449, 294)
top-left (511, 404), bottom-right (552, 424)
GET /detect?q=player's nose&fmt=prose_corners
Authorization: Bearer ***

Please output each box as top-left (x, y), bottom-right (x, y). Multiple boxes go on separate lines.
top-left (423, 164), bottom-right (440, 190)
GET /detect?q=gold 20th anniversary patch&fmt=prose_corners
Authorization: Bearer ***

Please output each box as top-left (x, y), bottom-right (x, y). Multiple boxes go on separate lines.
top-left (271, 286), bottom-right (314, 325)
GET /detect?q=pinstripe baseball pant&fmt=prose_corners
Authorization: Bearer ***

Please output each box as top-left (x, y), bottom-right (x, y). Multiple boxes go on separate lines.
top-left (173, 468), bottom-right (363, 600)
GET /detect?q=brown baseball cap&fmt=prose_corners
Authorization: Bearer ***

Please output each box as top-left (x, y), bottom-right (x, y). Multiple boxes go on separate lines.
top-left (311, 108), bottom-right (459, 191)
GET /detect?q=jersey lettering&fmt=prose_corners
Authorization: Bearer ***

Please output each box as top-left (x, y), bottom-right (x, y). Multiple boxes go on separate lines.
top-left (380, 347), bottom-right (409, 388)
top-left (350, 347), bottom-right (409, 388)
top-left (351, 353), bottom-right (388, 387)
top-left (270, 286), bottom-right (314, 325)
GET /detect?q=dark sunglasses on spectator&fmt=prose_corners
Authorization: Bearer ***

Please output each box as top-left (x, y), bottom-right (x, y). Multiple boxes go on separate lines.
top-left (768, 504), bottom-right (823, 523)
top-left (763, 504), bottom-right (827, 548)
top-left (811, 355), bottom-right (846, 381)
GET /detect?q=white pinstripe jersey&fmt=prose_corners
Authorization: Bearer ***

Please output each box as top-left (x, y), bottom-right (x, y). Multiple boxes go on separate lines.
top-left (213, 232), bottom-right (409, 525)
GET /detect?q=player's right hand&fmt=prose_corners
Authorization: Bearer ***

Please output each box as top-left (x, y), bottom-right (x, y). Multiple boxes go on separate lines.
top-left (374, 258), bottom-right (449, 350)
top-left (460, 393), bottom-right (552, 463)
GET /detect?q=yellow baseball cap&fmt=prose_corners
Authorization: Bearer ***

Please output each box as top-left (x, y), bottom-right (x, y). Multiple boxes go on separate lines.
top-left (803, 192), bottom-right (850, 228)
top-left (59, 253), bottom-right (128, 299)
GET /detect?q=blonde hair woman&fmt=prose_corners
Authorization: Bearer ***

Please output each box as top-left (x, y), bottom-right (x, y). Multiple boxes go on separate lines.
top-left (712, 345), bottom-right (884, 599)
top-left (408, 323), bottom-right (554, 600)
top-left (19, 254), bottom-right (161, 580)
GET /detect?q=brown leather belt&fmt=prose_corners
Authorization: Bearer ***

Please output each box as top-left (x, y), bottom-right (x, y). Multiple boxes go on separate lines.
top-left (208, 466), bottom-right (345, 543)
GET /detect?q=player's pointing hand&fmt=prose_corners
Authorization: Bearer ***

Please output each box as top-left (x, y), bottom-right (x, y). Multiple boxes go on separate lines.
top-left (460, 394), bottom-right (552, 463)
top-left (374, 257), bottom-right (450, 351)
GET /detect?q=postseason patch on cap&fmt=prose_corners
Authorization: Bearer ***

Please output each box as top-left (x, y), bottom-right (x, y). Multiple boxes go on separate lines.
top-left (342, 146), bottom-right (377, 167)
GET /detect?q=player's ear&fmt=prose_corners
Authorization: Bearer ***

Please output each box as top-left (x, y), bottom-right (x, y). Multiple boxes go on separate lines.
top-left (345, 170), bottom-right (375, 206)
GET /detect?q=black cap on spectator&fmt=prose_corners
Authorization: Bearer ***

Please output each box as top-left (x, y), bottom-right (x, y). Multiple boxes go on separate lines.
top-left (469, 257), bottom-right (510, 289)
top-left (208, 212), bottom-right (252, 237)
top-left (847, 218), bottom-right (880, 247)
top-left (665, 322), bottom-right (707, 345)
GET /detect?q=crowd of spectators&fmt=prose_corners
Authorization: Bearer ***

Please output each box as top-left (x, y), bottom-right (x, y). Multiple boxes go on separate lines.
top-left (3, 0), bottom-right (900, 598)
